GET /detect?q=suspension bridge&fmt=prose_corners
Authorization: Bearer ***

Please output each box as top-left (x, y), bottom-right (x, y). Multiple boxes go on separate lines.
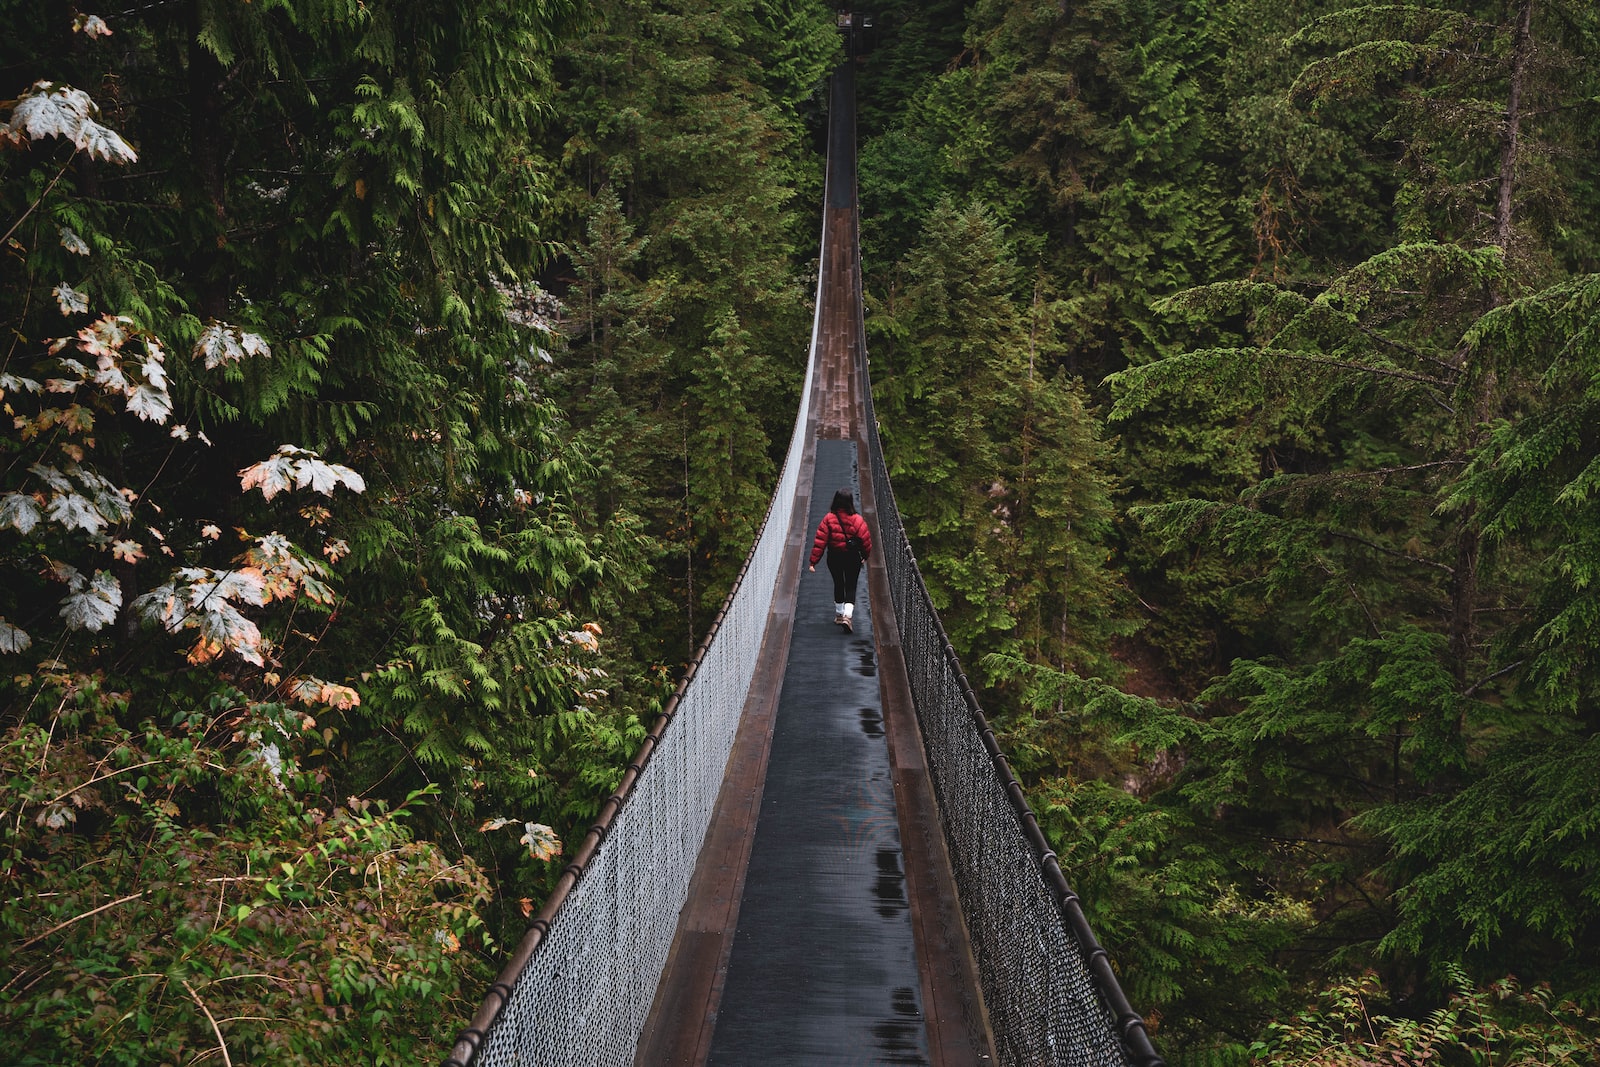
top-left (441, 40), bottom-right (1163, 1067)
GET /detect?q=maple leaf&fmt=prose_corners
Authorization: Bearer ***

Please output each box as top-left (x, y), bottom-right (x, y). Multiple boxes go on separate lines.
top-left (73, 13), bottom-right (112, 37)
top-left (207, 568), bottom-right (271, 608)
top-left (477, 817), bottom-right (516, 832)
top-left (238, 449), bottom-right (297, 501)
top-left (74, 315), bottom-right (132, 359)
top-left (240, 446), bottom-right (364, 500)
top-left (59, 227), bottom-right (90, 255)
top-left (241, 332), bottom-right (270, 358)
top-left (58, 569), bottom-right (122, 632)
top-left (294, 455), bottom-right (365, 495)
top-left (188, 600), bottom-right (265, 665)
top-left (46, 491), bottom-right (108, 534)
top-left (68, 463), bottom-right (131, 520)
top-left (61, 405), bottom-right (95, 433)
top-left (298, 572), bottom-right (336, 605)
top-left (53, 283), bottom-right (88, 315)
top-left (0, 493), bottom-right (43, 535)
top-left (1, 81), bottom-right (137, 162)
top-left (194, 323), bottom-right (242, 369)
top-left (0, 373), bottom-right (42, 397)
top-left (201, 523), bottom-right (222, 540)
top-left (562, 628), bottom-right (600, 652)
top-left (322, 538), bottom-right (350, 563)
top-left (125, 380), bottom-right (172, 422)
top-left (49, 559), bottom-right (86, 590)
top-left (112, 539), bottom-right (144, 563)
top-left (36, 804), bottom-right (77, 830)
top-left (286, 676), bottom-right (360, 710)
top-left (139, 341), bottom-right (167, 384)
top-left (520, 822), bottom-right (562, 862)
top-left (28, 463), bottom-right (73, 493)
top-left (0, 617), bottom-right (32, 654)
top-left (133, 566), bottom-right (269, 664)
top-left (194, 322), bottom-right (272, 369)
top-left (76, 119), bottom-right (136, 163)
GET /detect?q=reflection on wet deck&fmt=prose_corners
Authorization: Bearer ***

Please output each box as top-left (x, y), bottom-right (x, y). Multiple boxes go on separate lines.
top-left (705, 439), bottom-right (930, 1067)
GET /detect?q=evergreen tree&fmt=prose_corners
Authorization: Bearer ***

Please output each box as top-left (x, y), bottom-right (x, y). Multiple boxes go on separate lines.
top-left (0, 2), bottom-right (655, 1056)
top-left (1101, 0), bottom-right (1600, 1021)
top-left (874, 198), bottom-right (1127, 670)
top-left (544, 0), bottom-right (829, 650)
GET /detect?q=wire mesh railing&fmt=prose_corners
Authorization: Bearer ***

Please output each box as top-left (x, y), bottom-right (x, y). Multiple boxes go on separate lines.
top-left (444, 48), bottom-right (1160, 1067)
top-left (439, 192), bottom-right (823, 1067)
top-left (855, 309), bottom-right (1162, 1067)
top-left (840, 67), bottom-right (1162, 1067)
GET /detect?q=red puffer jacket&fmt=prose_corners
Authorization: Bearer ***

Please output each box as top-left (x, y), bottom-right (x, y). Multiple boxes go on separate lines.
top-left (809, 510), bottom-right (872, 565)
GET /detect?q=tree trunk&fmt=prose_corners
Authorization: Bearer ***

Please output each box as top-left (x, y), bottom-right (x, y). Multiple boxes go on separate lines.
top-left (1448, 0), bottom-right (1534, 687)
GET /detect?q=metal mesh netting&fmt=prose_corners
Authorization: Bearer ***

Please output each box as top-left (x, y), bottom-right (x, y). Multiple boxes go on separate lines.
top-left (847, 126), bottom-right (1148, 1059)
top-left (864, 425), bottom-right (1131, 1067)
top-left (450, 55), bottom-right (1157, 1067)
top-left (862, 393), bottom-right (1136, 1067)
top-left (449, 227), bottom-right (822, 1067)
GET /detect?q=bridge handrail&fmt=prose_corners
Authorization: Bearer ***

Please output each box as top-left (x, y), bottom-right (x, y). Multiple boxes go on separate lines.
top-left (440, 165), bottom-right (825, 1067)
top-left (842, 74), bottom-right (1163, 1067)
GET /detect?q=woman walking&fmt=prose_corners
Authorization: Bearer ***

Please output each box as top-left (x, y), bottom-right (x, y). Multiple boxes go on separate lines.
top-left (809, 488), bottom-right (872, 632)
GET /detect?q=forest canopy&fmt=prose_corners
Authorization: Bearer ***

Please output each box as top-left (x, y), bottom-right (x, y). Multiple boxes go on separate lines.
top-left (859, 0), bottom-right (1600, 1061)
top-left (4, 0), bottom-right (1600, 1065)
top-left (1, 1), bottom-right (831, 1061)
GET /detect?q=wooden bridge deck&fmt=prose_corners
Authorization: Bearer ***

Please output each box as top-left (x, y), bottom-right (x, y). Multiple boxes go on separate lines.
top-left (633, 60), bottom-right (993, 1067)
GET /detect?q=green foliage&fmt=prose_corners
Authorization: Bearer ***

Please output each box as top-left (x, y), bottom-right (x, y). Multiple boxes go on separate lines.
top-left (1372, 735), bottom-right (1600, 987)
top-left (873, 197), bottom-right (1131, 672)
top-left (0, 2), bottom-right (675, 1057)
top-left (985, 655), bottom-right (1305, 1054)
top-left (1252, 969), bottom-right (1600, 1066)
top-left (543, 0), bottom-right (822, 647)
top-left (867, 0), bottom-right (1600, 1060)
top-left (0, 672), bottom-right (491, 1065)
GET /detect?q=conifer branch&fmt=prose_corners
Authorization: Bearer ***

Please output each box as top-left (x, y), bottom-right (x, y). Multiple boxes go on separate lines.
top-left (1247, 461), bottom-right (1467, 501)
top-left (1349, 320), bottom-right (1459, 375)
top-left (1326, 529), bottom-right (1455, 574)
top-left (1279, 351), bottom-right (1449, 386)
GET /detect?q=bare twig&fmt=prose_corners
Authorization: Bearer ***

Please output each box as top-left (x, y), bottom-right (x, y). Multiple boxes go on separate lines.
top-left (19, 890), bottom-right (146, 950)
top-left (47, 759), bottom-right (164, 807)
top-left (201, 973), bottom-right (293, 987)
top-left (1462, 658), bottom-right (1526, 698)
top-left (0, 160), bottom-right (74, 248)
top-left (183, 979), bottom-right (234, 1067)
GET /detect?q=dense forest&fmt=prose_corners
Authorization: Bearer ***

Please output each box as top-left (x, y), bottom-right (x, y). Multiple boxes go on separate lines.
top-left (2, 1), bottom-right (1598, 1065)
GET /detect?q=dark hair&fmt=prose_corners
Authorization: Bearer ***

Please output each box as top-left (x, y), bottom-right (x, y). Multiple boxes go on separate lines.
top-left (830, 488), bottom-right (856, 516)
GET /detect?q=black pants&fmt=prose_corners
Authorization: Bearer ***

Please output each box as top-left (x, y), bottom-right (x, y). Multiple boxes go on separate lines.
top-left (825, 547), bottom-right (862, 605)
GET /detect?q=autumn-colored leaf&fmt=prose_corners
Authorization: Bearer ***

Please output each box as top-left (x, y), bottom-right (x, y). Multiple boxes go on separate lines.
top-left (520, 822), bottom-right (561, 862)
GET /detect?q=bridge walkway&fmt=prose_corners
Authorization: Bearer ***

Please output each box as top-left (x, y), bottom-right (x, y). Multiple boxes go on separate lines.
top-left (634, 60), bottom-right (993, 1067)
